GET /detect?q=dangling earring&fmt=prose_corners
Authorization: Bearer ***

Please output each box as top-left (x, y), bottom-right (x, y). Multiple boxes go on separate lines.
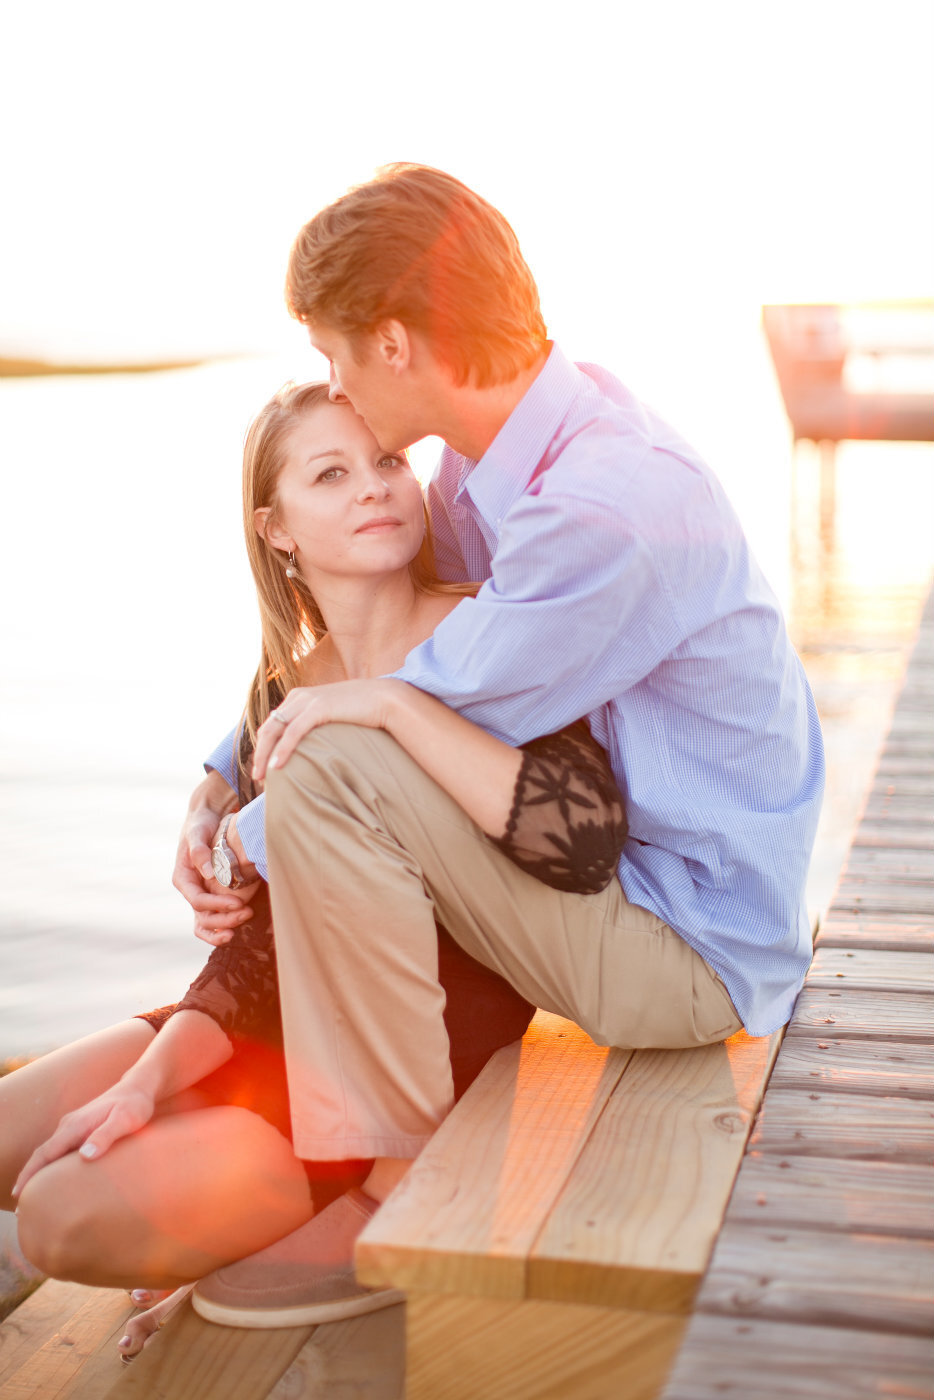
top-left (285, 551), bottom-right (299, 579)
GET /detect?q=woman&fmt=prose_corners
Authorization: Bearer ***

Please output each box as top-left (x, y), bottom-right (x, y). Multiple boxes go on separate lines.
top-left (2, 383), bottom-right (626, 1350)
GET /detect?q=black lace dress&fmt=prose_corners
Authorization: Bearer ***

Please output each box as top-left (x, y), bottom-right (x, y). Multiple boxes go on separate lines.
top-left (140, 721), bottom-right (625, 1191)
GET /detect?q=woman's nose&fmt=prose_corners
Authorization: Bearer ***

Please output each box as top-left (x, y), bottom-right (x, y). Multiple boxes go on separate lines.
top-left (357, 470), bottom-right (391, 502)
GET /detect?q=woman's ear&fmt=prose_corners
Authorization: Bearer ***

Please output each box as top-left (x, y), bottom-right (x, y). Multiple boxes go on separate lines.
top-left (254, 506), bottom-right (293, 553)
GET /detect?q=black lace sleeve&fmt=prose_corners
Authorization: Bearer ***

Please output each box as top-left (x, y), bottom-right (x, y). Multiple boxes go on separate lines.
top-left (490, 720), bottom-right (627, 894)
top-left (171, 886), bottom-right (283, 1047)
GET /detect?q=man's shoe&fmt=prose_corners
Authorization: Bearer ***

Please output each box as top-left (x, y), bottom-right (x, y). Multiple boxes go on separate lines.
top-left (191, 1189), bottom-right (404, 1328)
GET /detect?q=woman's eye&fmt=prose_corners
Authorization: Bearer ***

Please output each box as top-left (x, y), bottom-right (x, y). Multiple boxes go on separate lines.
top-left (317, 467), bottom-right (344, 483)
top-left (378, 455), bottom-right (404, 470)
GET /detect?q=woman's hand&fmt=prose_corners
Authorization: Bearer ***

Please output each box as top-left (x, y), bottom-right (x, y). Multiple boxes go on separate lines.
top-left (13, 1085), bottom-right (157, 1197)
top-left (251, 679), bottom-right (399, 782)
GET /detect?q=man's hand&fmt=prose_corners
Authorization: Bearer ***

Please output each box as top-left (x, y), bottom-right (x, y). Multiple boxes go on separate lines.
top-left (173, 772), bottom-right (257, 943)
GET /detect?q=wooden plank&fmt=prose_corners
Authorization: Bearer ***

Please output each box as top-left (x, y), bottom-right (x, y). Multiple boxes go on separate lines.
top-left (829, 884), bottom-right (934, 917)
top-left (876, 753), bottom-right (934, 776)
top-left (266, 1305), bottom-right (404, 1400)
top-left (853, 822), bottom-right (934, 850)
top-left (405, 1292), bottom-right (686, 1400)
top-left (879, 741), bottom-right (934, 765)
top-left (0, 1286), bottom-right (131, 1400)
top-left (0, 1283), bottom-right (95, 1389)
top-left (887, 711), bottom-right (934, 739)
top-left (726, 1153), bottom-right (934, 1237)
top-left (868, 773), bottom-right (934, 798)
top-left (807, 947), bottom-right (934, 992)
top-left (843, 836), bottom-right (933, 860)
top-left (695, 1223), bottom-right (934, 1334)
top-left (787, 986), bottom-right (933, 1041)
top-left (842, 845), bottom-right (934, 877)
top-left (770, 1036), bottom-right (934, 1098)
top-left (660, 1314), bottom-right (934, 1400)
top-left (749, 1087), bottom-right (934, 1162)
top-left (527, 1031), bottom-right (781, 1313)
top-left (816, 918), bottom-right (934, 952)
top-left (859, 804), bottom-right (934, 831)
top-left (863, 772), bottom-right (934, 795)
top-left (836, 865), bottom-right (934, 889)
top-left (357, 1013), bottom-right (631, 1299)
top-left (107, 1295), bottom-right (313, 1399)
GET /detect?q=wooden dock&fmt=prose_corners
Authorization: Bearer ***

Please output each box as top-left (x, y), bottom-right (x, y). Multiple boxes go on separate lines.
top-left (2, 587), bottom-right (932, 1398)
top-left (661, 584), bottom-right (934, 1400)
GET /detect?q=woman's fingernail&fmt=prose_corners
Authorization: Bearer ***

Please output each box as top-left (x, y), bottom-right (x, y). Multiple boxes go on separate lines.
top-left (200, 862), bottom-right (214, 880)
top-left (269, 754), bottom-right (280, 769)
top-left (79, 1142), bottom-right (98, 1160)
top-left (118, 1335), bottom-right (131, 1349)
top-left (130, 1290), bottom-right (150, 1306)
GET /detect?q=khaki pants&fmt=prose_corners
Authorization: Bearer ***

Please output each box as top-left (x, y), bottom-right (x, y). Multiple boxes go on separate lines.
top-left (266, 724), bottom-right (742, 1161)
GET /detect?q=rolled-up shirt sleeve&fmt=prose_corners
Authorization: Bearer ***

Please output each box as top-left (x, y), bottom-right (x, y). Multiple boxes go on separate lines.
top-left (204, 725), bottom-right (268, 881)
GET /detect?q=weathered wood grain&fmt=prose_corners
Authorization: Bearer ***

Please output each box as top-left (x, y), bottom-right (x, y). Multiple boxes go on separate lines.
top-left (807, 946), bottom-right (934, 992)
top-left (357, 1013), bottom-right (630, 1299)
top-left (0, 1283), bottom-right (111, 1391)
top-left (405, 1292), bottom-right (685, 1400)
top-left (816, 917), bottom-right (934, 951)
top-left (726, 1153), bottom-right (934, 1237)
top-left (0, 1284), bottom-right (131, 1400)
top-left (695, 1223), bottom-right (934, 1334)
top-left (787, 986), bottom-right (933, 1041)
top-left (852, 822), bottom-right (934, 850)
top-left (829, 883), bottom-right (934, 917)
top-left (859, 808), bottom-right (934, 837)
top-left (876, 753), bottom-right (934, 777)
top-left (660, 1314), bottom-right (934, 1400)
top-left (265, 1305), bottom-right (404, 1400)
top-left (749, 1087), bottom-right (934, 1161)
top-left (105, 1295), bottom-right (312, 1399)
top-left (842, 845), bottom-right (934, 877)
top-left (769, 1035), bottom-right (934, 1098)
top-left (868, 772), bottom-right (934, 798)
top-left (527, 1032), bottom-right (780, 1312)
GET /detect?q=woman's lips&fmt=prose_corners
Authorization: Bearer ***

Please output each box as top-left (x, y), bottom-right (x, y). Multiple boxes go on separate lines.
top-left (355, 517), bottom-right (402, 533)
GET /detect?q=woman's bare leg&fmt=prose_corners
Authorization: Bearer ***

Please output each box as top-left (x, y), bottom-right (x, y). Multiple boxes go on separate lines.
top-left (15, 1103), bottom-right (314, 1289)
top-left (0, 1020), bottom-right (155, 1210)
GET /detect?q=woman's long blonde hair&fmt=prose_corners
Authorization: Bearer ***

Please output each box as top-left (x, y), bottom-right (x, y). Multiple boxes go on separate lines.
top-left (237, 380), bottom-right (474, 796)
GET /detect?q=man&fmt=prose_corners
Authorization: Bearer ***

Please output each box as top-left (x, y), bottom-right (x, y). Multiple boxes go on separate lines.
top-left (177, 164), bottom-right (823, 1327)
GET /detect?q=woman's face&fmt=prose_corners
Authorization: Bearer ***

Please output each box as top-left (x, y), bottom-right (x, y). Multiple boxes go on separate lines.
top-left (260, 401), bottom-right (426, 585)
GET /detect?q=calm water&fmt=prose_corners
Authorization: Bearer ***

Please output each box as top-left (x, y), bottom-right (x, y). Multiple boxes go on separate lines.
top-left (1, 349), bottom-right (932, 1057)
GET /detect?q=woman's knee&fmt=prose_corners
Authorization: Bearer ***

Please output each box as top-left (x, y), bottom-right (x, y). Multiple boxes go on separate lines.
top-left (15, 1159), bottom-right (102, 1281)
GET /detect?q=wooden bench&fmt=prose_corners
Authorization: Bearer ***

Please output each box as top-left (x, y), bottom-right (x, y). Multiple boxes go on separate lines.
top-left (356, 1012), bottom-right (780, 1400)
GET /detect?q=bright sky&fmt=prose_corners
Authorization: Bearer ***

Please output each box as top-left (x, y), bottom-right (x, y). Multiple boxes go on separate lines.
top-left (2, 0), bottom-right (932, 370)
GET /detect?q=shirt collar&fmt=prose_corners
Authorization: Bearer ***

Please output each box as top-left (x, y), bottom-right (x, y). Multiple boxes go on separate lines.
top-left (456, 343), bottom-right (581, 526)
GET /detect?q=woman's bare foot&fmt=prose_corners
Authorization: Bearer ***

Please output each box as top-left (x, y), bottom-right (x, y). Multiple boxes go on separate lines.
top-left (128, 1287), bottom-right (174, 1309)
top-left (118, 1284), bottom-right (195, 1362)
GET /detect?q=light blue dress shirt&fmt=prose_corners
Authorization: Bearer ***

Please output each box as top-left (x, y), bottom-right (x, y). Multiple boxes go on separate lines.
top-left (206, 344), bottom-right (824, 1036)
